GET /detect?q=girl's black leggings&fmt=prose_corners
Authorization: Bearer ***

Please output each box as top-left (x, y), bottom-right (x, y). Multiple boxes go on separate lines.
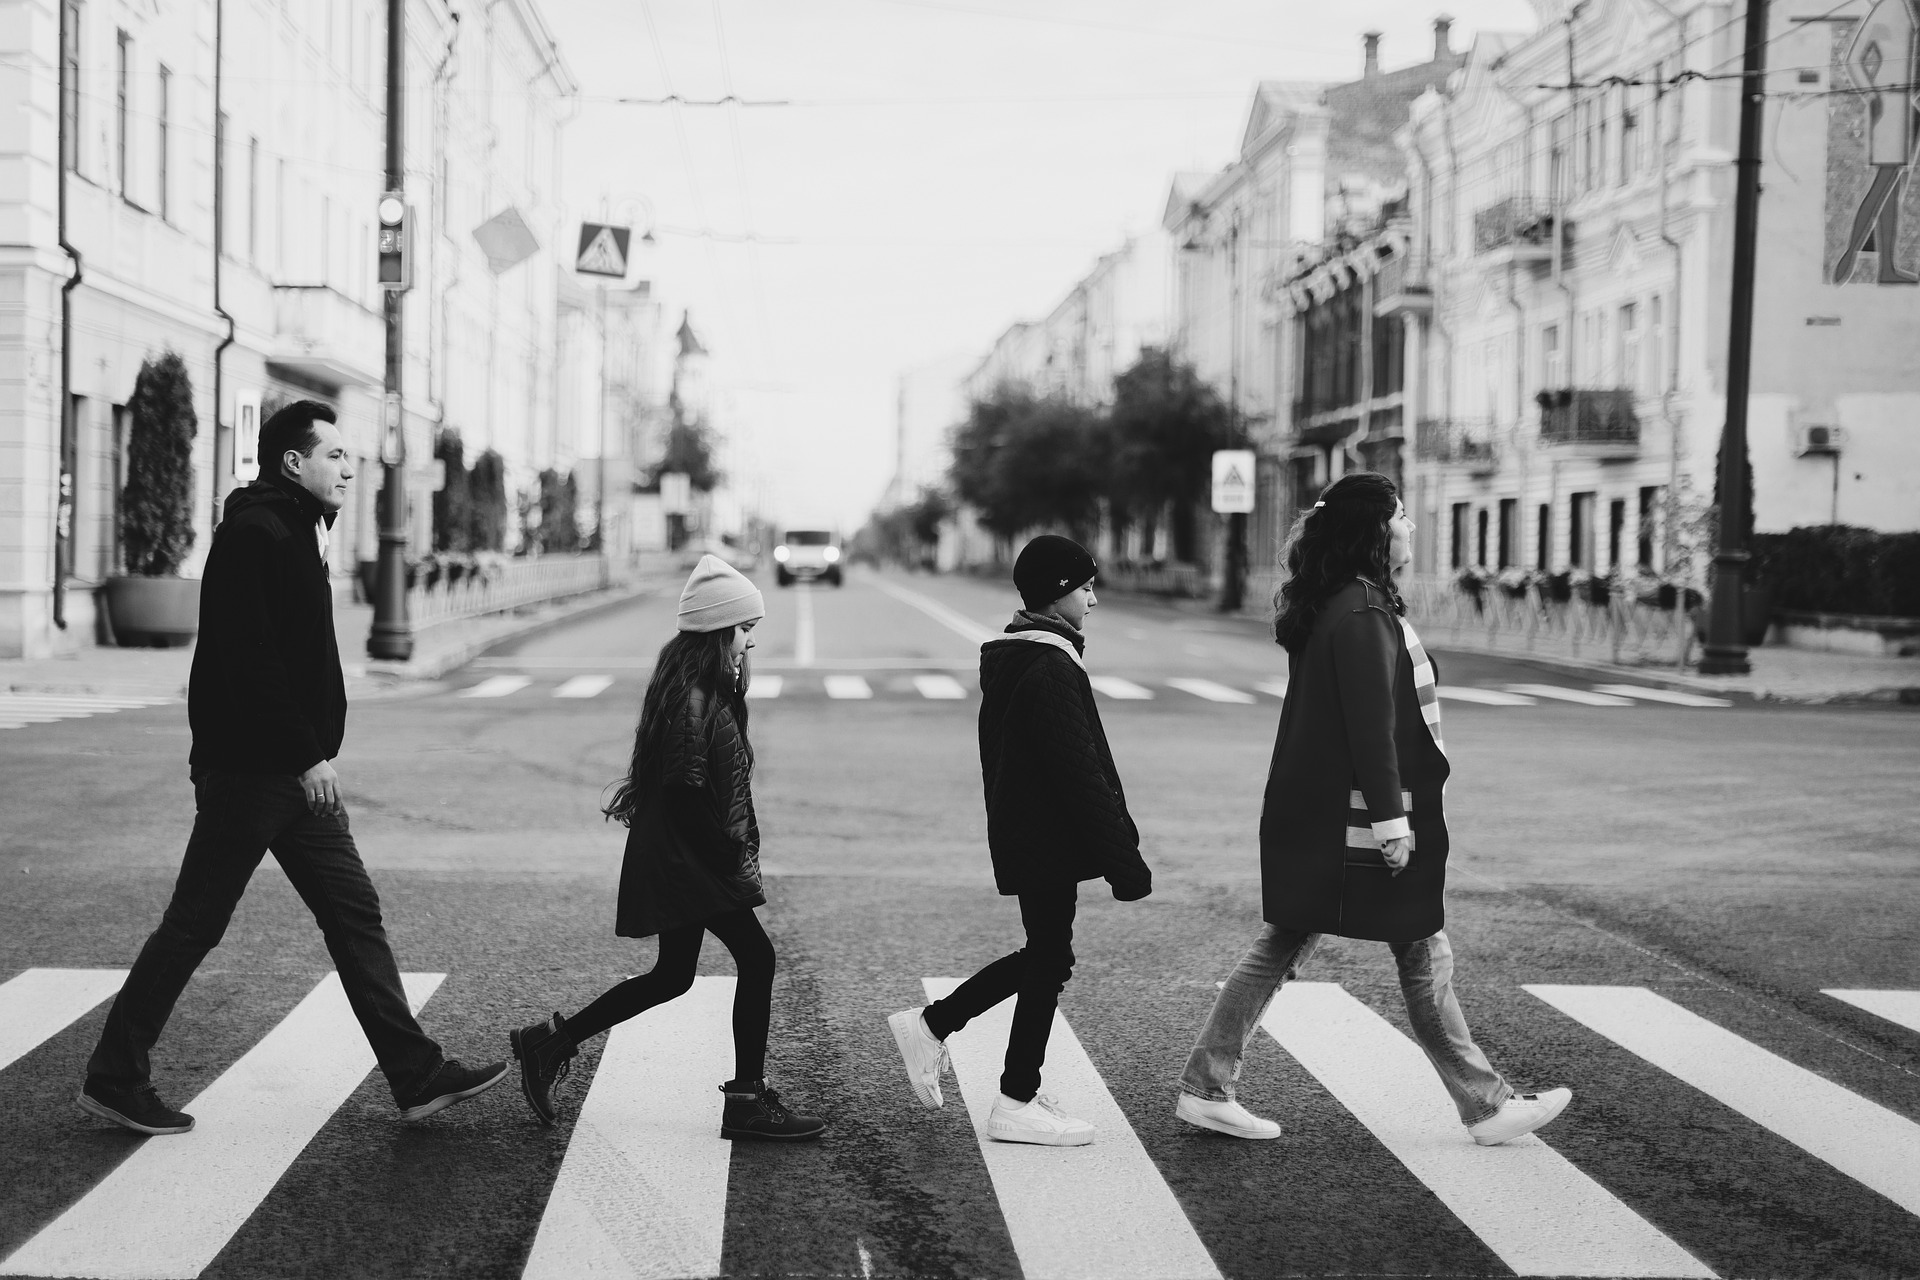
top-left (563, 907), bottom-right (775, 1083)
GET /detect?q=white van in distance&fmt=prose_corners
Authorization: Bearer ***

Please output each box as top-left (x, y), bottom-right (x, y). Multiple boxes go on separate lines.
top-left (773, 529), bottom-right (842, 587)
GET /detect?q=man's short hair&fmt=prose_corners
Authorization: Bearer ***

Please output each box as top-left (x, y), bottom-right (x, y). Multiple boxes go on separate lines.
top-left (259, 400), bottom-right (338, 478)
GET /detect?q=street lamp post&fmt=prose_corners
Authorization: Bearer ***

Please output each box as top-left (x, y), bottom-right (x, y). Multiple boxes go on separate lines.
top-left (368, 0), bottom-right (413, 660)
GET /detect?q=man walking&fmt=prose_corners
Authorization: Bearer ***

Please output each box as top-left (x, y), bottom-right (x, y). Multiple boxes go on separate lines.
top-left (80, 400), bottom-right (506, 1135)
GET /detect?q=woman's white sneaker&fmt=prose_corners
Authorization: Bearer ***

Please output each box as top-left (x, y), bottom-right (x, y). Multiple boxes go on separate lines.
top-left (1467, 1088), bottom-right (1572, 1146)
top-left (987, 1092), bottom-right (1095, 1146)
top-left (1174, 1093), bottom-right (1281, 1139)
top-left (886, 1007), bottom-right (948, 1109)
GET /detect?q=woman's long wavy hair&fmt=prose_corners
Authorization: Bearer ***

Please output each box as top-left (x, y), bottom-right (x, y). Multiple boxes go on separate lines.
top-left (1271, 471), bottom-right (1404, 652)
top-left (603, 626), bottom-right (748, 826)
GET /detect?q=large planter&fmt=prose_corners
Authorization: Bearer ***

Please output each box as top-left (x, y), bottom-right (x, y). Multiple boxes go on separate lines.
top-left (105, 575), bottom-right (201, 647)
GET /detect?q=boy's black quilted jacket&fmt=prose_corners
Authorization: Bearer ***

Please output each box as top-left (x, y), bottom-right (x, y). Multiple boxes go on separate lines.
top-left (616, 683), bottom-right (765, 938)
top-left (978, 615), bottom-right (1152, 900)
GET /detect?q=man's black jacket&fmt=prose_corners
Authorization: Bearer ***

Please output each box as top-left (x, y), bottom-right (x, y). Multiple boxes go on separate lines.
top-left (188, 475), bottom-right (344, 777)
top-left (977, 613), bottom-right (1152, 900)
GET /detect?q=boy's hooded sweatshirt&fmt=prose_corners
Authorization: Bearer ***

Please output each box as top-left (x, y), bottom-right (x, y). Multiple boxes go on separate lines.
top-left (977, 611), bottom-right (1152, 900)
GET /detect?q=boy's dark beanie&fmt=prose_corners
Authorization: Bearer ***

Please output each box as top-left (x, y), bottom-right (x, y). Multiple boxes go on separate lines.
top-left (1014, 535), bottom-right (1098, 608)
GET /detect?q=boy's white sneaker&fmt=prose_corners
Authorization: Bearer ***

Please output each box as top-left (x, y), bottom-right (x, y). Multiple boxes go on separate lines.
top-left (987, 1092), bottom-right (1095, 1146)
top-left (887, 1007), bottom-right (948, 1109)
top-left (1174, 1092), bottom-right (1281, 1139)
top-left (1467, 1088), bottom-right (1572, 1146)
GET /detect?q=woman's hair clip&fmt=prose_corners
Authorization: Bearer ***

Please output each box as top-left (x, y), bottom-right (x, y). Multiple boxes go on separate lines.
top-left (1312, 501), bottom-right (1326, 509)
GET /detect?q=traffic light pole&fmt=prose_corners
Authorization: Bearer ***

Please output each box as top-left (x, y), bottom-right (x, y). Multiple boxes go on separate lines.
top-left (1699, 0), bottom-right (1767, 675)
top-left (369, 0), bottom-right (413, 660)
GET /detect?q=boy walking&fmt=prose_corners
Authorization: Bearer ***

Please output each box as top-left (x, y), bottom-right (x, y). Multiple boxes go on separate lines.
top-left (889, 535), bottom-right (1152, 1145)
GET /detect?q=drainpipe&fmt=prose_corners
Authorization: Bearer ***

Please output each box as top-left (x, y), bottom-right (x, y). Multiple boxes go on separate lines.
top-left (212, 0), bottom-right (237, 529)
top-left (1652, 5), bottom-right (1689, 572)
top-left (54, 0), bottom-right (82, 629)
top-left (428, 16), bottom-right (461, 429)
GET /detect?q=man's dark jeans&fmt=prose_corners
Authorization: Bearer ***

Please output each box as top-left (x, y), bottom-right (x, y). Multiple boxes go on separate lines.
top-left (87, 771), bottom-right (443, 1104)
top-left (923, 885), bottom-right (1077, 1102)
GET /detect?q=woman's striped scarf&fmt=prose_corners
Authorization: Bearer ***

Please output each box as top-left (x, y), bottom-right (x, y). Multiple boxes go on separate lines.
top-left (1399, 617), bottom-right (1445, 756)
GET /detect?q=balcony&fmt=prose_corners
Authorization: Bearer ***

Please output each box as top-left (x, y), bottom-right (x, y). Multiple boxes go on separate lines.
top-left (1414, 418), bottom-right (1498, 475)
top-left (1372, 255), bottom-right (1432, 316)
top-left (270, 285), bottom-right (384, 388)
top-left (1472, 196), bottom-right (1562, 263)
top-left (1537, 388), bottom-right (1639, 458)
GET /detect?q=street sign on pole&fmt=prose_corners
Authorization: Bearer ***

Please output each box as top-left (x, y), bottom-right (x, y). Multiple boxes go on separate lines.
top-left (1211, 449), bottom-right (1256, 515)
top-left (576, 223), bottom-right (631, 278)
top-left (233, 392), bottom-right (260, 482)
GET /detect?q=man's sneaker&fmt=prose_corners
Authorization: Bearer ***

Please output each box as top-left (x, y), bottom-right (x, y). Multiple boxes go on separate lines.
top-left (1467, 1088), bottom-right (1572, 1146)
top-left (1174, 1092), bottom-right (1281, 1140)
top-left (78, 1082), bottom-right (194, 1135)
top-left (509, 1013), bottom-right (577, 1126)
top-left (987, 1093), bottom-right (1095, 1146)
top-left (398, 1057), bottom-right (509, 1121)
top-left (887, 1007), bottom-right (948, 1109)
top-left (719, 1079), bottom-right (826, 1141)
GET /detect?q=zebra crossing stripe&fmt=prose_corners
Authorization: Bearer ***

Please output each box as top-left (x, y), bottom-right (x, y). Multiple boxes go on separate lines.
top-left (1088, 676), bottom-right (1154, 700)
top-left (552, 675), bottom-right (615, 699)
top-left (1505, 684), bottom-right (1634, 707)
top-left (1437, 686), bottom-right (1539, 706)
top-left (913, 674), bottom-right (969, 700)
top-left (1261, 983), bottom-right (1713, 1278)
top-left (1525, 984), bottom-right (1920, 1218)
top-left (521, 977), bottom-right (735, 1280)
top-left (1, 972), bottom-right (443, 1280)
top-left (0, 969), bottom-right (128, 1073)
top-left (745, 674), bottom-right (784, 700)
top-left (1166, 678), bottom-right (1256, 705)
top-left (459, 675), bottom-right (532, 699)
top-left (921, 977), bottom-right (1223, 1280)
top-left (1823, 989), bottom-right (1920, 1035)
top-left (1593, 685), bottom-right (1733, 708)
top-left (824, 675), bottom-right (873, 700)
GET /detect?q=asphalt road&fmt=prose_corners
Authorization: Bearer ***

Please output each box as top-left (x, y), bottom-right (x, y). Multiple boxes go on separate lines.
top-left (2, 565), bottom-right (1917, 1280)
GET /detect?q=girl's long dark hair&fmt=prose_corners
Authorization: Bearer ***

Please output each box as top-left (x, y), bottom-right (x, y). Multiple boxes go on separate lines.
top-left (603, 626), bottom-right (747, 826)
top-left (1271, 471), bottom-right (1404, 652)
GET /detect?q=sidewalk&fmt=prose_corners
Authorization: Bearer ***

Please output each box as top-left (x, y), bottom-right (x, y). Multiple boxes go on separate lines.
top-left (0, 572), bottom-right (675, 702)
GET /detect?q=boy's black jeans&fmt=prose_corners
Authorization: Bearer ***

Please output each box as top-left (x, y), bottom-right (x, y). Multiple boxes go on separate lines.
top-left (922, 884), bottom-right (1077, 1102)
top-left (87, 771), bottom-right (444, 1104)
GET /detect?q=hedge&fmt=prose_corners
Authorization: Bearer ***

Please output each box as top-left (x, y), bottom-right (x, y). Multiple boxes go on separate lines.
top-left (1750, 526), bottom-right (1920, 618)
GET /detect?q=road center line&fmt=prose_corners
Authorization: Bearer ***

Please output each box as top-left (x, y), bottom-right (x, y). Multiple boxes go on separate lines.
top-left (2, 971), bottom-right (444, 1280)
top-left (794, 585), bottom-right (817, 668)
top-left (922, 977), bottom-right (1223, 1280)
top-left (868, 575), bottom-right (1000, 647)
top-left (1262, 982), bottom-right (1712, 1278)
top-left (1166, 678), bottom-right (1256, 704)
top-left (0, 968), bottom-right (128, 1073)
top-left (552, 675), bottom-right (615, 699)
top-left (521, 977), bottom-right (735, 1280)
top-left (459, 675), bottom-right (531, 699)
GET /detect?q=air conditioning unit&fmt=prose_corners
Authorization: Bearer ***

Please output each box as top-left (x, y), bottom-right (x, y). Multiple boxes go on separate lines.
top-left (1795, 424), bottom-right (1844, 456)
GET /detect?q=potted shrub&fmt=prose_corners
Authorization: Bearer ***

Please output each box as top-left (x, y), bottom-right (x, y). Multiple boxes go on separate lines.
top-left (105, 351), bottom-right (200, 647)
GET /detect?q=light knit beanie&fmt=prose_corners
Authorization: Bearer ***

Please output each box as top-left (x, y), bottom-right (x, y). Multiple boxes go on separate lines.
top-left (676, 554), bottom-right (765, 632)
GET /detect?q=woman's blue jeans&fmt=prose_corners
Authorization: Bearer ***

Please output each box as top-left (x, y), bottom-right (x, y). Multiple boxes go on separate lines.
top-left (1178, 925), bottom-right (1513, 1126)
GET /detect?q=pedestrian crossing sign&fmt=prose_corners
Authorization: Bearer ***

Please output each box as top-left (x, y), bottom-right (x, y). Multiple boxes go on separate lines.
top-left (575, 223), bottom-right (631, 278)
top-left (1211, 448), bottom-right (1256, 514)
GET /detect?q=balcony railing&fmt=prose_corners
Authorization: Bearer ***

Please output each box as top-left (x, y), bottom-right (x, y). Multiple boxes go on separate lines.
top-left (1414, 418), bottom-right (1498, 470)
top-left (1372, 255), bottom-right (1432, 314)
top-left (1472, 196), bottom-right (1560, 256)
top-left (271, 285), bottom-right (384, 386)
top-left (1537, 388), bottom-right (1639, 449)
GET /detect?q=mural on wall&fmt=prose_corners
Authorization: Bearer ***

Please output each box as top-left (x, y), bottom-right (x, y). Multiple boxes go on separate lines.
top-left (1827, 0), bottom-right (1920, 284)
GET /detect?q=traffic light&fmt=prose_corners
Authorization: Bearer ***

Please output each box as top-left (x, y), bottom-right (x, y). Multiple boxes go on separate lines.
top-left (376, 192), bottom-right (410, 291)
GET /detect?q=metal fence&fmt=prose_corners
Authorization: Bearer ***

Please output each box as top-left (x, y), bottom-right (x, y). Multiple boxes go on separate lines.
top-left (406, 553), bottom-right (615, 630)
top-left (1399, 571), bottom-right (1700, 667)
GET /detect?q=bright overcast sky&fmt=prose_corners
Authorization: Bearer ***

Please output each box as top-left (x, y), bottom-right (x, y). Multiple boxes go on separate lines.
top-left (545, 0), bottom-right (1540, 529)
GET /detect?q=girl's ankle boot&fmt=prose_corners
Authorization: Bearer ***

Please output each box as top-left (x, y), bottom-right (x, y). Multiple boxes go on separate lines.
top-left (509, 1013), bottom-right (577, 1126)
top-left (719, 1078), bottom-right (826, 1142)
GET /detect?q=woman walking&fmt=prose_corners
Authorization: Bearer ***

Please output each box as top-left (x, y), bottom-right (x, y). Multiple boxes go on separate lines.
top-left (509, 555), bottom-right (824, 1141)
top-left (1173, 472), bottom-right (1569, 1146)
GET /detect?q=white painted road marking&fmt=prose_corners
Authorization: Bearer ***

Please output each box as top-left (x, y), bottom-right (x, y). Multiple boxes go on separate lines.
top-left (1505, 684), bottom-right (1634, 707)
top-left (1526, 984), bottom-right (1920, 1217)
top-left (1262, 983), bottom-right (1713, 1278)
top-left (458, 675), bottom-right (531, 699)
top-left (1166, 678), bottom-right (1257, 705)
top-left (1594, 684), bottom-right (1734, 707)
top-left (1254, 679), bottom-right (1289, 699)
top-left (1437, 686), bottom-right (1540, 706)
top-left (1088, 676), bottom-right (1154, 700)
top-left (922, 977), bottom-right (1222, 1280)
top-left (824, 675), bottom-right (873, 700)
top-left (552, 675), bottom-right (615, 699)
top-left (0, 968), bottom-right (128, 1072)
top-left (521, 977), bottom-right (735, 1280)
top-left (1823, 989), bottom-right (1920, 1035)
top-left (913, 674), bottom-right (969, 700)
top-left (794, 584), bottom-right (817, 667)
top-left (2, 972), bottom-right (443, 1280)
top-left (744, 674), bottom-right (784, 700)
top-left (868, 574), bottom-right (1001, 646)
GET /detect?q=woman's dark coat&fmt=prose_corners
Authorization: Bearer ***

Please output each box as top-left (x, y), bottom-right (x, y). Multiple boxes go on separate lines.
top-left (1261, 579), bottom-right (1450, 942)
top-left (616, 684), bottom-right (765, 938)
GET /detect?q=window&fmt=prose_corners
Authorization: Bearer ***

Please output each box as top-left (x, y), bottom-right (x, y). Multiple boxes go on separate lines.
top-left (320, 196), bottom-right (331, 284)
top-left (1537, 502), bottom-right (1552, 568)
top-left (115, 30), bottom-right (130, 195)
top-left (248, 138), bottom-right (260, 263)
top-left (1582, 100), bottom-right (1597, 191)
top-left (1608, 498), bottom-right (1627, 568)
top-left (1498, 498), bottom-right (1517, 568)
top-left (1477, 509), bottom-right (1490, 567)
top-left (1618, 302), bottom-right (1640, 391)
top-left (61, 0), bottom-right (81, 172)
top-left (1598, 100), bottom-right (1610, 187)
top-left (1570, 492), bottom-right (1596, 568)
top-left (1620, 98), bottom-right (1640, 183)
top-left (1549, 113), bottom-right (1569, 205)
top-left (1637, 486), bottom-right (1659, 569)
top-left (156, 66), bottom-right (170, 219)
top-left (1451, 502), bottom-right (1470, 569)
top-left (1542, 323), bottom-right (1563, 390)
top-left (1648, 294), bottom-right (1665, 394)
top-left (275, 159), bottom-right (286, 274)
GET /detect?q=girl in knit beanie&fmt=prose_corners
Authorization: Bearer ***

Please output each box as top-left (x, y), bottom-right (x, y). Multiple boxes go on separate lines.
top-left (508, 555), bottom-right (825, 1141)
